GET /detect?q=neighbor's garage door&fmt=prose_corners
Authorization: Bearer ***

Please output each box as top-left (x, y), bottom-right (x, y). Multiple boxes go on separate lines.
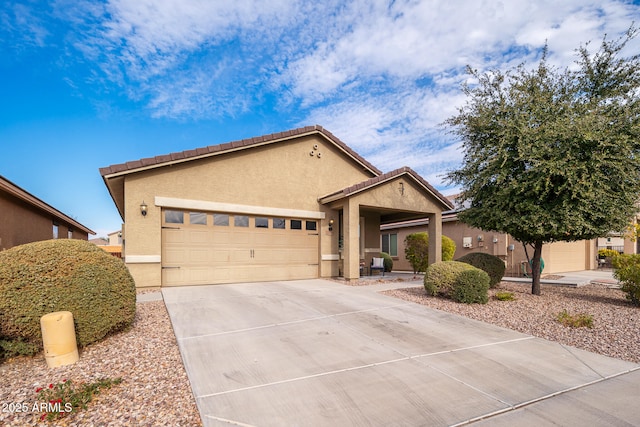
top-left (161, 209), bottom-right (319, 286)
top-left (545, 240), bottom-right (587, 273)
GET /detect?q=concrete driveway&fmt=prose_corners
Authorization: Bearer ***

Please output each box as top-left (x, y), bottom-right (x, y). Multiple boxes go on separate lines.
top-left (162, 279), bottom-right (640, 426)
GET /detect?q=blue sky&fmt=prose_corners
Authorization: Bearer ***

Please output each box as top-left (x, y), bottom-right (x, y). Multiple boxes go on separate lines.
top-left (1, 0), bottom-right (639, 238)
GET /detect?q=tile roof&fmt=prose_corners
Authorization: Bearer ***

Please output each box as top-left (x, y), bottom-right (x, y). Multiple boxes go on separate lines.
top-left (100, 125), bottom-right (382, 177)
top-left (319, 166), bottom-right (455, 210)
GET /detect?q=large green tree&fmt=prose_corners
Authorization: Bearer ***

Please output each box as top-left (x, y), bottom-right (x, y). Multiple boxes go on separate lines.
top-left (445, 29), bottom-right (640, 295)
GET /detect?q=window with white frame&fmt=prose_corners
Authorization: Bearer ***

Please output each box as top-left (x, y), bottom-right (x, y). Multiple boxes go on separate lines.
top-left (381, 233), bottom-right (398, 257)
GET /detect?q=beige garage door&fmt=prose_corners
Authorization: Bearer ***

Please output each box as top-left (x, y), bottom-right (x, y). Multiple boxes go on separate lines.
top-left (545, 241), bottom-right (587, 273)
top-left (161, 209), bottom-right (319, 286)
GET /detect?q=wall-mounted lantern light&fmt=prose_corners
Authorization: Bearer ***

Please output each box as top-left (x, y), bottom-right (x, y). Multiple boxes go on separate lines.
top-left (329, 219), bottom-right (334, 231)
top-left (140, 201), bottom-right (148, 217)
top-left (477, 234), bottom-right (484, 242)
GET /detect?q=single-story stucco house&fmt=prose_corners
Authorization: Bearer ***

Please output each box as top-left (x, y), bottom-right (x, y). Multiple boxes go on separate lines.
top-left (0, 174), bottom-right (94, 251)
top-left (100, 125), bottom-right (454, 288)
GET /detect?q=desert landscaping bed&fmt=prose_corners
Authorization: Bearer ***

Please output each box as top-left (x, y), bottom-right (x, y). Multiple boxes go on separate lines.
top-left (2, 280), bottom-right (638, 425)
top-left (383, 281), bottom-right (640, 364)
top-left (0, 299), bottom-right (202, 426)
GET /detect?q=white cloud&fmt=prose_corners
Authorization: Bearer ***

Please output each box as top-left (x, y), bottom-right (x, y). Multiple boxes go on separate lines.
top-left (6, 0), bottom-right (638, 187)
top-left (302, 83), bottom-right (469, 188)
top-left (282, 0), bottom-right (638, 100)
top-left (0, 3), bottom-right (49, 53)
top-left (99, 0), bottom-right (297, 78)
top-left (50, 0), bottom-right (638, 124)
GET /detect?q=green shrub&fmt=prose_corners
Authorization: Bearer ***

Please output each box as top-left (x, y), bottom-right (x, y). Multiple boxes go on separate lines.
top-left (424, 261), bottom-right (476, 297)
top-left (555, 310), bottom-right (594, 328)
top-left (451, 269), bottom-right (489, 304)
top-left (0, 239), bottom-right (136, 358)
top-left (598, 248), bottom-right (621, 258)
top-left (405, 233), bottom-right (457, 273)
top-left (380, 252), bottom-right (393, 272)
top-left (612, 254), bottom-right (640, 306)
top-left (494, 291), bottom-right (515, 301)
top-left (0, 338), bottom-right (39, 358)
top-left (457, 252), bottom-right (506, 288)
top-left (442, 236), bottom-right (456, 262)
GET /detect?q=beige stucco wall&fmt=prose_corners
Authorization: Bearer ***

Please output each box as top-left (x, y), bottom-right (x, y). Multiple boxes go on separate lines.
top-left (122, 135), bottom-right (374, 287)
top-left (385, 219), bottom-right (596, 276)
top-left (354, 177), bottom-right (444, 214)
top-left (362, 211), bottom-right (381, 268)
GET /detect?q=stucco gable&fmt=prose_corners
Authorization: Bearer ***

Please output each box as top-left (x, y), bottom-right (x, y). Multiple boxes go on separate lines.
top-left (100, 125), bottom-right (381, 178)
top-left (318, 167), bottom-right (454, 211)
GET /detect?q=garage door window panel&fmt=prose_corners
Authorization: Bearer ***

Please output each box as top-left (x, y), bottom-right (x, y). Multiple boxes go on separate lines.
top-left (306, 221), bottom-right (317, 231)
top-left (165, 210), bottom-right (184, 224)
top-left (273, 218), bottom-right (285, 229)
top-left (255, 217), bottom-right (269, 228)
top-left (291, 220), bottom-right (302, 230)
top-left (189, 212), bottom-right (207, 225)
top-left (214, 214), bottom-right (229, 226)
top-left (234, 215), bottom-right (249, 227)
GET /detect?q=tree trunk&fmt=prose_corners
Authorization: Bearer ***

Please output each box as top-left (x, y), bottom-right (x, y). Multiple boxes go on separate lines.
top-left (530, 240), bottom-right (543, 295)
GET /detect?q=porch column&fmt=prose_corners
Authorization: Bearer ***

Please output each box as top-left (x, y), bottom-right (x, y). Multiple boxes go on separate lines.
top-left (343, 199), bottom-right (360, 281)
top-left (427, 212), bottom-right (442, 265)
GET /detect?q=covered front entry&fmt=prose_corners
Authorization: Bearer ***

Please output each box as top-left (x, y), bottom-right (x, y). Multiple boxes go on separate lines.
top-left (320, 167), bottom-right (453, 281)
top-left (161, 208), bottom-right (319, 286)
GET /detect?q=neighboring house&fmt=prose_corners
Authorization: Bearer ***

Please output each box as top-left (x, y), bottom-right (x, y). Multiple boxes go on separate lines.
top-left (89, 232), bottom-right (122, 258)
top-left (108, 230), bottom-right (122, 246)
top-left (100, 125), bottom-right (454, 288)
top-left (382, 210), bottom-right (597, 276)
top-left (89, 237), bottom-right (109, 246)
top-left (597, 213), bottom-right (640, 255)
top-left (103, 230), bottom-right (123, 258)
top-left (0, 174), bottom-right (94, 250)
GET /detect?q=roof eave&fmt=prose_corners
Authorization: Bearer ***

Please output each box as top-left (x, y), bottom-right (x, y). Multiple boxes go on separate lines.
top-left (101, 174), bottom-right (125, 221)
top-left (0, 175), bottom-right (95, 235)
top-left (99, 125), bottom-right (382, 180)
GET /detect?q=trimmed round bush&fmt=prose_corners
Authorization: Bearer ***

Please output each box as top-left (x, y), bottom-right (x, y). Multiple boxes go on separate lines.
top-left (457, 252), bottom-right (506, 288)
top-left (424, 261), bottom-right (476, 297)
top-left (452, 269), bottom-right (490, 304)
top-left (380, 252), bottom-right (393, 272)
top-left (0, 239), bottom-right (136, 357)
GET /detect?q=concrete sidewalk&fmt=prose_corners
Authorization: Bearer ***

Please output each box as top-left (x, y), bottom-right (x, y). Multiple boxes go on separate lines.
top-left (163, 279), bottom-right (640, 426)
top-left (503, 269), bottom-right (619, 287)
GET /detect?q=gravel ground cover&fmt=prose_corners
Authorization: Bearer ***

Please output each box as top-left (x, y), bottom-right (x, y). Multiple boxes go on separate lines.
top-left (382, 281), bottom-right (640, 364)
top-left (3, 280), bottom-right (638, 425)
top-left (0, 299), bottom-right (202, 426)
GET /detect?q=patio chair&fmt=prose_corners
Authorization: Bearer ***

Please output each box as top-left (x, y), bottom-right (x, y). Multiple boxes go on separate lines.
top-left (371, 257), bottom-right (385, 276)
